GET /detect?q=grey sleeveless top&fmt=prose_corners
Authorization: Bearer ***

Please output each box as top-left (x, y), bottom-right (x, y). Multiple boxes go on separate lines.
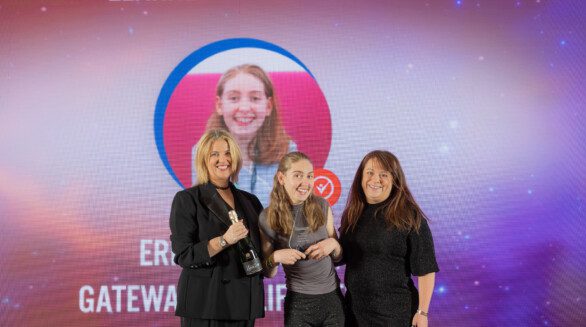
top-left (259, 196), bottom-right (338, 295)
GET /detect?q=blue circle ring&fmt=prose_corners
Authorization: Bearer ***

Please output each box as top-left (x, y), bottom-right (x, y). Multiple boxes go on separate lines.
top-left (154, 38), bottom-right (315, 188)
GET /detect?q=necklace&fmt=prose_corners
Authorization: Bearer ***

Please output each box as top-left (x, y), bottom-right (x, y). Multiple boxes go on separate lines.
top-left (211, 181), bottom-right (230, 190)
top-left (288, 202), bottom-right (304, 250)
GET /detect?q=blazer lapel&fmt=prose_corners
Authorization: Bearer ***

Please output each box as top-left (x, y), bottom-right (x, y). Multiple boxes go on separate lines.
top-left (199, 183), bottom-right (231, 227)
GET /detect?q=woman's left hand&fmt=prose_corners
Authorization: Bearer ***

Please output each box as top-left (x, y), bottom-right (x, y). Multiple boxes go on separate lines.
top-left (304, 238), bottom-right (339, 260)
top-left (411, 313), bottom-right (428, 327)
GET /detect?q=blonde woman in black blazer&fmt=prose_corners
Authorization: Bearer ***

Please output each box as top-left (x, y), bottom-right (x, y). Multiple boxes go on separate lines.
top-left (170, 129), bottom-right (264, 327)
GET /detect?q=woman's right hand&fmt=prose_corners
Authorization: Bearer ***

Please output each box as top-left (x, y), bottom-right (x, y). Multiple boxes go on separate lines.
top-left (273, 249), bottom-right (306, 265)
top-left (223, 220), bottom-right (249, 245)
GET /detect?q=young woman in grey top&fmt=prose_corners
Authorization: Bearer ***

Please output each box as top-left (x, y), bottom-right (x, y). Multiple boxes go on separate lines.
top-left (259, 152), bottom-right (345, 326)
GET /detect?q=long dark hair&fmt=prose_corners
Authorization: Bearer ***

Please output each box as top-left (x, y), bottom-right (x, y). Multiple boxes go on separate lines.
top-left (340, 150), bottom-right (427, 234)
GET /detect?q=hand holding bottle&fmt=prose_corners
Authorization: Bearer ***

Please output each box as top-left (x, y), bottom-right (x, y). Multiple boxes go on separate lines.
top-left (228, 210), bottom-right (263, 275)
top-left (223, 219), bottom-right (248, 245)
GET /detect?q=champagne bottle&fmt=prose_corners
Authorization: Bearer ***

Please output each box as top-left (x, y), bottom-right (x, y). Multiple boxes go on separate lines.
top-left (228, 210), bottom-right (262, 275)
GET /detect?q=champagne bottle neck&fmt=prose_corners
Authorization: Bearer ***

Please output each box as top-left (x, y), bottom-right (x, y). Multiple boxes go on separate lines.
top-left (228, 210), bottom-right (239, 224)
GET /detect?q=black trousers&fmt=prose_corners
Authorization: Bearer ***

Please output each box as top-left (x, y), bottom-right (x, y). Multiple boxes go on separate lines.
top-left (180, 317), bottom-right (255, 327)
top-left (284, 289), bottom-right (345, 327)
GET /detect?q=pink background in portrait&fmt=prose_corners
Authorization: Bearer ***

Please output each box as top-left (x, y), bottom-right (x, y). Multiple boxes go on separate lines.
top-left (163, 72), bottom-right (332, 187)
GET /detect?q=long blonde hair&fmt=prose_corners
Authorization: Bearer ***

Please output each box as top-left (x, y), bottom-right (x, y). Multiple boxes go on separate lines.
top-left (266, 152), bottom-right (326, 236)
top-left (206, 64), bottom-right (291, 164)
top-left (194, 129), bottom-right (242, 185)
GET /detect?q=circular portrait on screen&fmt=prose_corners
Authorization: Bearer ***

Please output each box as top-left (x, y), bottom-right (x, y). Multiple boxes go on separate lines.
top-left (155, 39), bottom-right (332, 206)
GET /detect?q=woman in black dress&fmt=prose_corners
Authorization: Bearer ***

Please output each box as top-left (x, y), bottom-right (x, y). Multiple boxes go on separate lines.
top-left (339, 150), bottom-right (439, 327)
top-left (170, 129), bottom-right (264, 326)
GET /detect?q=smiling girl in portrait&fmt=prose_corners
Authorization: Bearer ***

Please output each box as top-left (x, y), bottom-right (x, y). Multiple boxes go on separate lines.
top-left (193, 64), bottom-right (296, 206)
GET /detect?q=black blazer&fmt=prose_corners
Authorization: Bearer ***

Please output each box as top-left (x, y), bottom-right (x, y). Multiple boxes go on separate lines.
top-left (169, 182), bottom-right (265, 320)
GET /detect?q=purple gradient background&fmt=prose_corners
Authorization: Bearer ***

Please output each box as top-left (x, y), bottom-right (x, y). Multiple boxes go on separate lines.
top-left (1, 1), bottom-right (585, 326)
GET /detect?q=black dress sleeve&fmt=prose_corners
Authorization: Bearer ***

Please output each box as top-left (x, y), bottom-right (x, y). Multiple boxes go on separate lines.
top-left (408, 218), bottom-right (439, 276)
top-left (169, 190), bottom-right (215, 268)
top-left (335, 227), bottom-right (347, 266)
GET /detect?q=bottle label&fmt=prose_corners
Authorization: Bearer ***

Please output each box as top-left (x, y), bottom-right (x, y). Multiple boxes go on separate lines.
top-left (242, 257), bottom-right (262, 275)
